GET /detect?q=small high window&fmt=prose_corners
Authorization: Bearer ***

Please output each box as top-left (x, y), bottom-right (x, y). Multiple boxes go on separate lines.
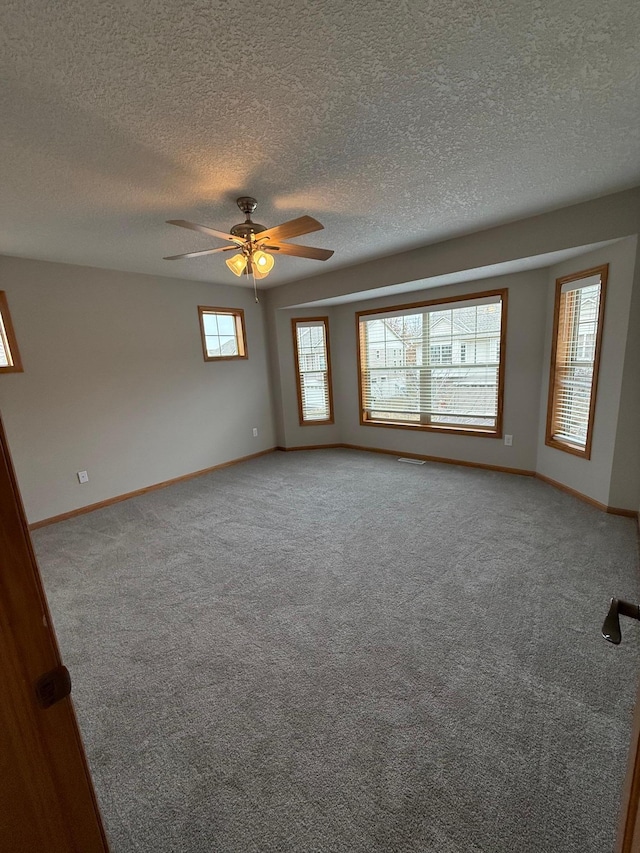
top-left (198, 307), bottom-right (247, 361)
top-left (545, 265), bottom-right (608, 459)
top-left (292, 317), bottom-right (334, 425)
top-left (0, 292), bottom-right (23, 373)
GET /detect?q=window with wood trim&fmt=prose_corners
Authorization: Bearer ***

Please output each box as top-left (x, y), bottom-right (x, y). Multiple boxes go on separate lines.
top-left (0, 292), bottom-right (23, 374)
top-left (357, 290), bottom-right (507, 436)
top-left (198, 306), bottom-right (247, 361)
top-left (292, 317), bottom-right (334, 425)
top-left (545, 265), bottom-right (608, 459)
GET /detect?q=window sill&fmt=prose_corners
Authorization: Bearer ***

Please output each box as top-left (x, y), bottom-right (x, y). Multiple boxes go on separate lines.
top-left (203, 355), bottom-right (248, 362)
top-left (361, 417), bottom-right (501, 439)
top-left (545, 436), bottom-right (591, 460)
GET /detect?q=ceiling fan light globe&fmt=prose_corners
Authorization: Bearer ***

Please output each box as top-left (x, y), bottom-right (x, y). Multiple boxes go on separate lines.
top-left (252, 250), bottom-right (275, 275)
top-left (226, 253), bottom-right (247, 276)
top-left (251, 265), bottom-right (268, 279)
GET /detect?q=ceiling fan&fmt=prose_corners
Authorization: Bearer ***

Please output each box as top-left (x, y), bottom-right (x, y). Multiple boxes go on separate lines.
top-left (164, 197), bottom-right (334, 280)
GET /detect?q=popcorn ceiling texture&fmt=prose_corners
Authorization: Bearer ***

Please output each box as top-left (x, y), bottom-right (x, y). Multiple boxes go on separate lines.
top-left (0, 0), bottom-right (639, 286)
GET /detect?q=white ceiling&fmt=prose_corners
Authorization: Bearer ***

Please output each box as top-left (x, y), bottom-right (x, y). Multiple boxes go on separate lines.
top-left (1, 0), bottom-right (639, 289)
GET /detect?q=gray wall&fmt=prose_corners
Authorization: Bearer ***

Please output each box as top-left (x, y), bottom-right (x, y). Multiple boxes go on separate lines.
top-left (600, 237), bottom-right (640, 512)
top-left (267, 188), bottom-right (640, 511)
top-left (329, 270), bottom-right (546, 472)
top-left (271, 251), bottom-right (638, 503)
top-left (266, 305), bottom-right (340, 449)
top-left (0, 256), bottom-right (276, 523)
top-left (2, 187), bottom-right (639, 522)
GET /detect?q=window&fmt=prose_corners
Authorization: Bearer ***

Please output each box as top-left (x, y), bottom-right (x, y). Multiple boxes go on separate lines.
top-left (198, 307), bottom-right (247, 361)
top-left (357, 290), bottom-right (506, 436)
top-left (0, 292), bottom-right (23, 373)
top-left (429, 344), bottom-right (452, 365)
top-left (292, 317), bottom-right (334, 425)
top-left (545, 265), bottom-right (608, 459)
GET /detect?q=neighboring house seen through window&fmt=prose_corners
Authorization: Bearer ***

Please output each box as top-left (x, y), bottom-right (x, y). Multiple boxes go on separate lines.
top-left (357, 290), bottom-right (507, 435)
top-left (292, 317), bottom-right (334, 425)
top-left (0, 292), bottom-right (23, 374)
top-left (545, 265), bottom-right (608, 459)
top-left (198, 306), bottom-right (247, 361)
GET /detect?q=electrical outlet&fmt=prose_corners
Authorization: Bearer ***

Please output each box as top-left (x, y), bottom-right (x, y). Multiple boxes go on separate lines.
top-left (77, 470), bottom-right (89, 484)
top-left (504, 435), bottom-right (513, 446)
top-left (252, 427), bottom-right (258, 437)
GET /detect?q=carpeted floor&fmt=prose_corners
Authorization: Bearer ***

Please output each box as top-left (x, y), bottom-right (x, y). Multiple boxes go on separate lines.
top-left (34, 449), bottom-right (640, 853)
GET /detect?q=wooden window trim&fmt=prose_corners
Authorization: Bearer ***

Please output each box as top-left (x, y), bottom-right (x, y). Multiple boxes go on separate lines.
top-left (292, 316), bottom-right (335, 426)
top-left (545, 264), bottom-right (608, 460)
top-left (0, 292), bottom-right (23, 374)
top-left (355, 289), bottom-right (507, 438)
top-left (198, 306), bottom-right (248, 361)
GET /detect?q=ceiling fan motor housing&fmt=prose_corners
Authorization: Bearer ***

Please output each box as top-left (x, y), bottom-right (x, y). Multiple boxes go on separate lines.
top-left (230, 196), bottom-right (267, 240)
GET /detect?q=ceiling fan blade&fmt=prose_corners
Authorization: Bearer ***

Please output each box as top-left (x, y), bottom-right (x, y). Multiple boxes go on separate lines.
top-left (163, 246), bottom-right (234, 260)
top-left (263, 241), bottom-right (334, 261)
top-left (166, 219), bottom-right (244, 245)
top-left (256, 215), bottom-right (323, 243)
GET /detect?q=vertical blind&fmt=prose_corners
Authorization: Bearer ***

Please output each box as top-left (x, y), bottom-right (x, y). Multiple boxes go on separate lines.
top-left (294, 319), bottom-right (332, 422)
top-left (358, 293), bottom-right (504, 431)
top-left (550, 276), bottom-right (603, 448)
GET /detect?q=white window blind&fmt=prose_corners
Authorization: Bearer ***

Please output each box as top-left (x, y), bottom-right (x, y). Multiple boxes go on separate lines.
top-left (549, 273), bottom-right (604, 452)
top-left (293, 319), bottom-right (333, 423)
top-left (358, 293), bottom-right (504, 432)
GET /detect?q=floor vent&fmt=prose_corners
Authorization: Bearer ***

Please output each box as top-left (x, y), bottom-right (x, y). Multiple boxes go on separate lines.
top-left (397, 457), bottom-right (426, 465)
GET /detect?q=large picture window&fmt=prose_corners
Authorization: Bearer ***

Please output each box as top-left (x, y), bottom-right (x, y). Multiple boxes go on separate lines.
top-left (545, 265), bottom-right (608, 459)
top-left (292, 317), bottom-right (334, 425)
top-left (357, 290), bottom-right (507, 436)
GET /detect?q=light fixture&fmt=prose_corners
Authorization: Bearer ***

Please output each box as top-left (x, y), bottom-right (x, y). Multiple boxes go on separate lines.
top-left (252, 249), bottom-right (275, 276)
top-left (226, 247), bottom-right (275, 279)
top-left (225, 253), bottom-right (248, 277)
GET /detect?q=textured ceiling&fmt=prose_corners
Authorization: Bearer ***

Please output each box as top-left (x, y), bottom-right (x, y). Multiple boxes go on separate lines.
top-left (1, 0), bottom-right (639, 288)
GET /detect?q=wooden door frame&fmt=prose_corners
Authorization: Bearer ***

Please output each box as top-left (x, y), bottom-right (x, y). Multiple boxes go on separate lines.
top-left (618, 680), bottom-right (640, 852)
top-left (0, 412), bottom-right (109, 852)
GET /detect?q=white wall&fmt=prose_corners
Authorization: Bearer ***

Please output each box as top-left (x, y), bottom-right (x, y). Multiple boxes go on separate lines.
top-left (535, 238), bottom-right (638, 508)
top-left (0, 256), bottom-right (276, 523)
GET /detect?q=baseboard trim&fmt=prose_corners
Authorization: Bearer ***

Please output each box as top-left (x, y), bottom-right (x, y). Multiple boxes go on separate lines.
top-left (276, 444), bottom-right (345, 452)
top-left (534, 473), bottom-right (639, 519)
top-left (340, 443), bottom-right (536, 477)
top-left (29, 448), bottom-right (277, 530)
top-left (276, 442), bottom-right (639, 518)
top-left (277, 441), bottom-right (535, 477)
